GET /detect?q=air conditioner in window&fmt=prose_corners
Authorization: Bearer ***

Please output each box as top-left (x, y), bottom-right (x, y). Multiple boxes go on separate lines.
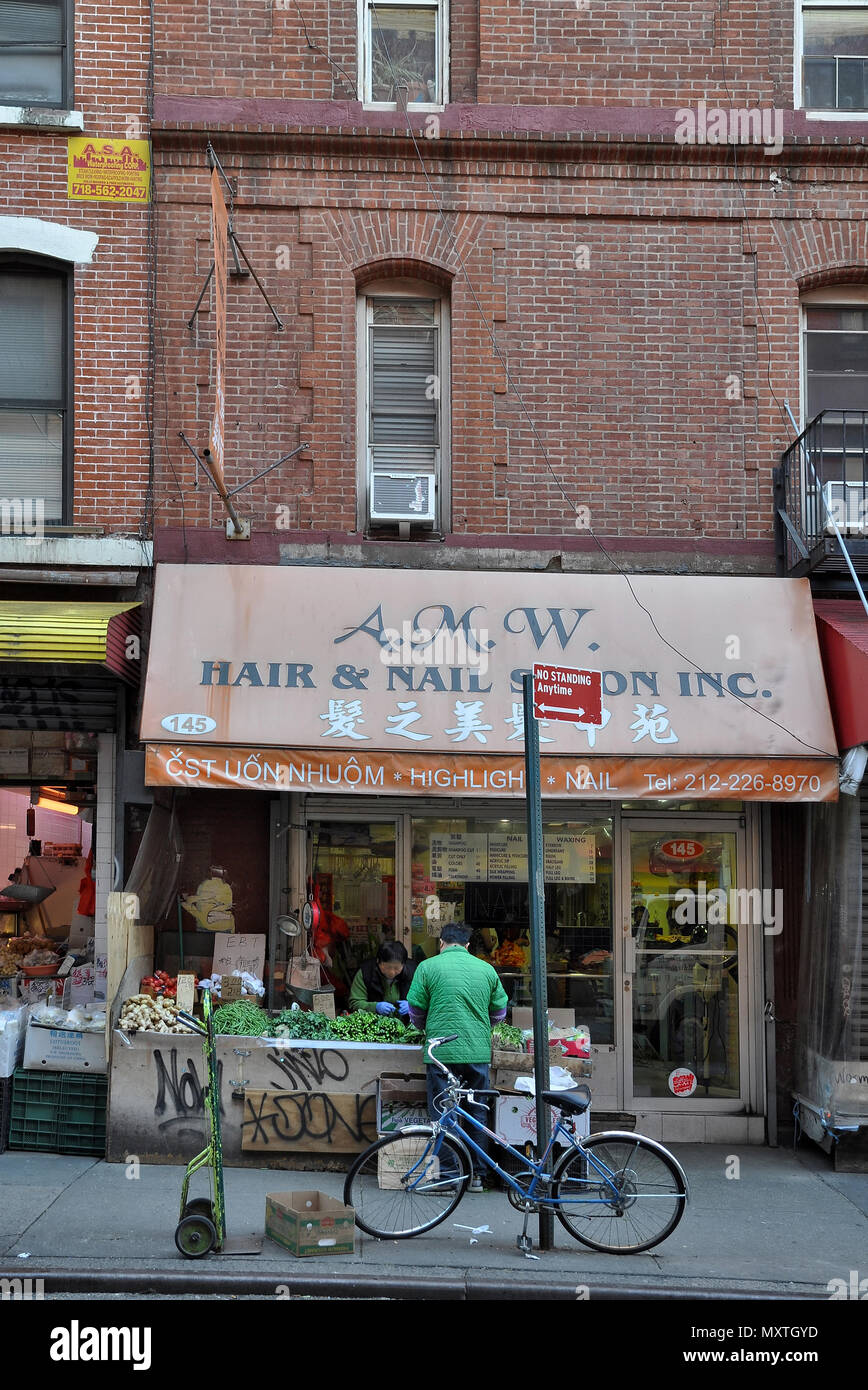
top-left (370, 471), bottom-right (437, 524)
top-left (822, 481), bottom-right (868, 535)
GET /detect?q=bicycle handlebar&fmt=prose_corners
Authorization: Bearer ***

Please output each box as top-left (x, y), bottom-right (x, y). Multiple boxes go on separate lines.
top-left (425, 1034), bottom-right (459, 1075)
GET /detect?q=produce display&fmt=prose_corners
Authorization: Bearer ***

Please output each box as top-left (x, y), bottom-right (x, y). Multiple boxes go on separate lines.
top-left (492, 1021), bottom-right (525, 1051)
top-left (211, 1000), bottom-right (272, 1035)
top-left (118, 994), bottom-right (196, 1034)
top-left (270, 1009), bottom-right (336, 1040)
top-left (139, 970), bottom-right (186, 998)
top-left (22, 949), bottom-right (61, 967)
top-left (331, 1012), bottom-right (421, 1045)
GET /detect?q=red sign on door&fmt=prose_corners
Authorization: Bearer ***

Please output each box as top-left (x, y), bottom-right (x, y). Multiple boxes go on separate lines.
top-left (532, 664), bottom-right (603, 725)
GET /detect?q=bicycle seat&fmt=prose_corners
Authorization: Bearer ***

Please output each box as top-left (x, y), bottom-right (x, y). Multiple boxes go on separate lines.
top-left (541, 1089), bottom-right (590, 1115)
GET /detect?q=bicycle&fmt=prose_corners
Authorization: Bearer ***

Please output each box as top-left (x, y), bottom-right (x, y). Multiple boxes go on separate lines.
top-left (344, 1034), bottom-right (689, 1255)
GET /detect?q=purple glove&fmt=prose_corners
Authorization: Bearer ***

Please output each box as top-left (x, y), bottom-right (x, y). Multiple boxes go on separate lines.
top-left (397, 998), bottom-right (411, 1018)
top-left (375, 1001), bottom-right (396, 1015)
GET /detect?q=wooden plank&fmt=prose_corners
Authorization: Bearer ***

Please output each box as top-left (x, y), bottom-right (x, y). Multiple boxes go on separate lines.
top-left (241, 1089), bottom-right (378, 1153)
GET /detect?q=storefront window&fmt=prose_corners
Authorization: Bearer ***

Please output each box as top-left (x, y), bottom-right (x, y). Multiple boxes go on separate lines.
top-left (411, 815), bottom-right (615, 1043)
top-left (309, 820), bottom-right (397, 1006)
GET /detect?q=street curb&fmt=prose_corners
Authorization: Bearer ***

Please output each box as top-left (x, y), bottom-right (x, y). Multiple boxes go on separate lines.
top-left (0, 1268), bottom-right (826, 1299)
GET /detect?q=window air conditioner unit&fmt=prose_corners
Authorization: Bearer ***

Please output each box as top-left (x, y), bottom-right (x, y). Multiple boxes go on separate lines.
top-left (370, 471), bottom-right (437, 523)
top-left (823, 481), bottom-right (868, 535)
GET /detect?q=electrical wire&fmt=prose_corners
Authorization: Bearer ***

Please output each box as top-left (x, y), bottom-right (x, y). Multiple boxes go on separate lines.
top-left (289, 0), bottom-right (357, 98)
top-left (365, 7), bottom-right (837, 760)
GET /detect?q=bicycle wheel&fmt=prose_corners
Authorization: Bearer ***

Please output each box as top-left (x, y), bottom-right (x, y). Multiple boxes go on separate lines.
top-left (552, 1134), bottom-right (687, 1254)
top-left (344, 1129), bottom-right (470, 1239)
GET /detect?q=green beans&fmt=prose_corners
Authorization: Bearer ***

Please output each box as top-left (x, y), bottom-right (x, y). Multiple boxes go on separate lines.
top-left (211, 1001), bottom-right (271, 1036)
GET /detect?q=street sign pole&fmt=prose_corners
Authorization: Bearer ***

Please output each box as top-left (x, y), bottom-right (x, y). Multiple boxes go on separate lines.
top-left (523, 672), bottom-right (554, 1252)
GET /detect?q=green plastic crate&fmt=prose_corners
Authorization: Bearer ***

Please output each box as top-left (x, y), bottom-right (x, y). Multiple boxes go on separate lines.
top-left (8, 1069), bottom-right (63, 1149)
top-left (58, 1073), bottom-right (107, 1155)
top-left (0, 1077), bottom-right (11, 1154)
top-left (8, 1069), bottom-right (107, 1153)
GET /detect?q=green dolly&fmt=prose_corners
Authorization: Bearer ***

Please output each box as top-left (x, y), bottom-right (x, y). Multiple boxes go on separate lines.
top-left (174, 990), bottom-right (263, 1259)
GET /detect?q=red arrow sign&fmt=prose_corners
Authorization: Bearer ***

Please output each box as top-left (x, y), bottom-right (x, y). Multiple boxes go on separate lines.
top-left (532, 664), bottom-right (603, 726)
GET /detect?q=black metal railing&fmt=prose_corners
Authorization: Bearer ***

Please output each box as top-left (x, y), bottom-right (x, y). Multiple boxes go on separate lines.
top-left (775, 410), bottom-right (868, 574)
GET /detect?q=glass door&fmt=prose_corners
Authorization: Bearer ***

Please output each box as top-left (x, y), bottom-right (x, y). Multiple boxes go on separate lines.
top-left (622, 821), bottom-right (746, 1107)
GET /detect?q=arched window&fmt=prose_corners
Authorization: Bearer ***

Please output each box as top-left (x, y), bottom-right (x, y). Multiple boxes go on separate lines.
top-left (0, 255), bottom-right (71, 523)
top-left (357, 277), bottom-right (450, 535)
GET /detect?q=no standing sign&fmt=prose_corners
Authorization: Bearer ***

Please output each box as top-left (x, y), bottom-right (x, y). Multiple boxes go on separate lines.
top-left (532, 663), bottom-right (603, 726)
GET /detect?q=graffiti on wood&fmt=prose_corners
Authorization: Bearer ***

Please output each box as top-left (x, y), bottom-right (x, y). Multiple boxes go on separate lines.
top-left (153, 1048), bottom-right (224, 1136)
top-left (241, 1089), bottom-right (378, 1152)
top-left (266, 1046), bottom-right (350, 1091)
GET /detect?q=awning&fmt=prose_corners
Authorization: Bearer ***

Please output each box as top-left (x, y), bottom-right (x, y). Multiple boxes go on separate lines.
top-left (140, 566), bottom-right (839, 801)
top-left (813, 600), bottom-right (868, 750)
top-left (0, 601), bottom-right (141, 683)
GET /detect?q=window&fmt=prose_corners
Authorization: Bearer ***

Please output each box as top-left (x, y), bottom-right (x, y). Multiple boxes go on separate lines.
top-left (0, 264), bottom-right (69, 522)
top-left (360, 1), bottom-right (447, 107)
top-left (800, 288), bottom-right (868, 531)
top-left (800, 4), bottom-right (868, 110)
top-left (0, 0), bottom-right (70, 108)
top-left (358, 279), bottom-right (450, 532)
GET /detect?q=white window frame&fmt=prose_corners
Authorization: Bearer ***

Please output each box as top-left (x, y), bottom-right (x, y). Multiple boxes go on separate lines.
top-left (358, 0), bottom-right (448, 111)
top-left (800, 284), bottom-right (868, 425)
top-left (356, 277), bottom-right (451, 534)
top-left (796, 0), bottom-right (868, 117)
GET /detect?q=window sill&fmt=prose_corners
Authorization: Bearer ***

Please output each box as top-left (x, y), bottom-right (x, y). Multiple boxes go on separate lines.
top-left (0, 105), bottom-right (84, 131)
top-left (362, 101), bottom-right (446, 114)
top-left (803, 109), bottom-right (868, 121)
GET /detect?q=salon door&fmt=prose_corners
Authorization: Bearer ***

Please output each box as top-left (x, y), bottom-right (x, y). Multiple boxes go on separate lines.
top-left (621, 822), bottom-right (749, 1110)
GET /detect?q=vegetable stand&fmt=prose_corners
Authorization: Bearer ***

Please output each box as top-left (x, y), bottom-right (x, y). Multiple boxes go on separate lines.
top-left (174, 990), bottom-right (264, 1258)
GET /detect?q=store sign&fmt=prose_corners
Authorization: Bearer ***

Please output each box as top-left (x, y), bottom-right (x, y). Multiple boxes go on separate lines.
top-left (211, 933), bottom-right (266, 981)
top-left (659, 839), bottom-right (705, 862)
top-left (146, 744), bottom-right (839, 802)
top-left (141, 567), bottom-right (838, 776)
top-left (67, 137), bottom-right (151, 202)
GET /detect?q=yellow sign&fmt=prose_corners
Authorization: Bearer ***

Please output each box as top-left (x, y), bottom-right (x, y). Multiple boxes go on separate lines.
top-left (68, 138), bottom-right (151, 203)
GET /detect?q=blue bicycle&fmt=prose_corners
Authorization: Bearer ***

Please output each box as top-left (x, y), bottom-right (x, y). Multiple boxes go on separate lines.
top-left (345, 1034), bottom-right (689, 1254)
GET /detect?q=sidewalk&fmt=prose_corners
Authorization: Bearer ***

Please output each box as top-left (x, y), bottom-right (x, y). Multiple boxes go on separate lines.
top-left (1, 1141), bottom-right (866, 1299)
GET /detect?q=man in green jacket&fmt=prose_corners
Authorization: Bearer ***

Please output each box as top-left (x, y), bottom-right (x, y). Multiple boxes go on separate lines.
top-left (407, 921), bottom-right (508, 1191)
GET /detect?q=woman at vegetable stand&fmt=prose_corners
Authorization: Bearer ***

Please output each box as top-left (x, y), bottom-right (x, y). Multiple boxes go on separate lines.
top-left (348, 941), bottom-right (416, 1017)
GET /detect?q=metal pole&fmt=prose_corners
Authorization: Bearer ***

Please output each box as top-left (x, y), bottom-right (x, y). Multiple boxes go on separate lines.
top-left (523, 672), bottom-right (554, 1251)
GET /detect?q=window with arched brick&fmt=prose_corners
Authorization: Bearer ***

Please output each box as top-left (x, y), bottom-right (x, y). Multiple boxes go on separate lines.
top-left (357, 277), bottom-right (450, 535)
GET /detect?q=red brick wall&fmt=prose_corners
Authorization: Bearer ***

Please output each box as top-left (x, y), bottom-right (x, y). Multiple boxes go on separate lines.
top-left (155, 0), bottom-right (792, 108)
top-left (150, 138), bottom-right (867, 552)
top-left (0, 1), bottom-right (152, 532)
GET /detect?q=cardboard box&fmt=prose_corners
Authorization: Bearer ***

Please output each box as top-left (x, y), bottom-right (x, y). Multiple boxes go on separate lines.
top-left (377, 1136), bottom-right (439, 1190)
top-left (265, 1190), bottom-right (355, 1257)
top-left (495, 1093), bottom-right (590, 1148)
top-left (376, 1074), bottom-right (428, 1134)
top-left (511, 1008), bottom-right (576, 1030)
top-left (22, 1020), bottom-right (107, 1074)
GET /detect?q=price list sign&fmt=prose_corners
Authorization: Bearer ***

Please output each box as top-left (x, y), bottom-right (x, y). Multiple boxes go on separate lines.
top-left (429, 833), bottom-right (488, 882)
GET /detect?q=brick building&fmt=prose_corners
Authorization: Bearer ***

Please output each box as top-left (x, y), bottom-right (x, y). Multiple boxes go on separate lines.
top-left (135, 2), bottom-right (866, 1155)
top-left (0, 1), bottom-right (151, 979)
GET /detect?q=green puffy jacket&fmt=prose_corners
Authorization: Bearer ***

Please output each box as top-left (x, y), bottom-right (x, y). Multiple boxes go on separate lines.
top-left (406, 945), bottom-right (508, 1064)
